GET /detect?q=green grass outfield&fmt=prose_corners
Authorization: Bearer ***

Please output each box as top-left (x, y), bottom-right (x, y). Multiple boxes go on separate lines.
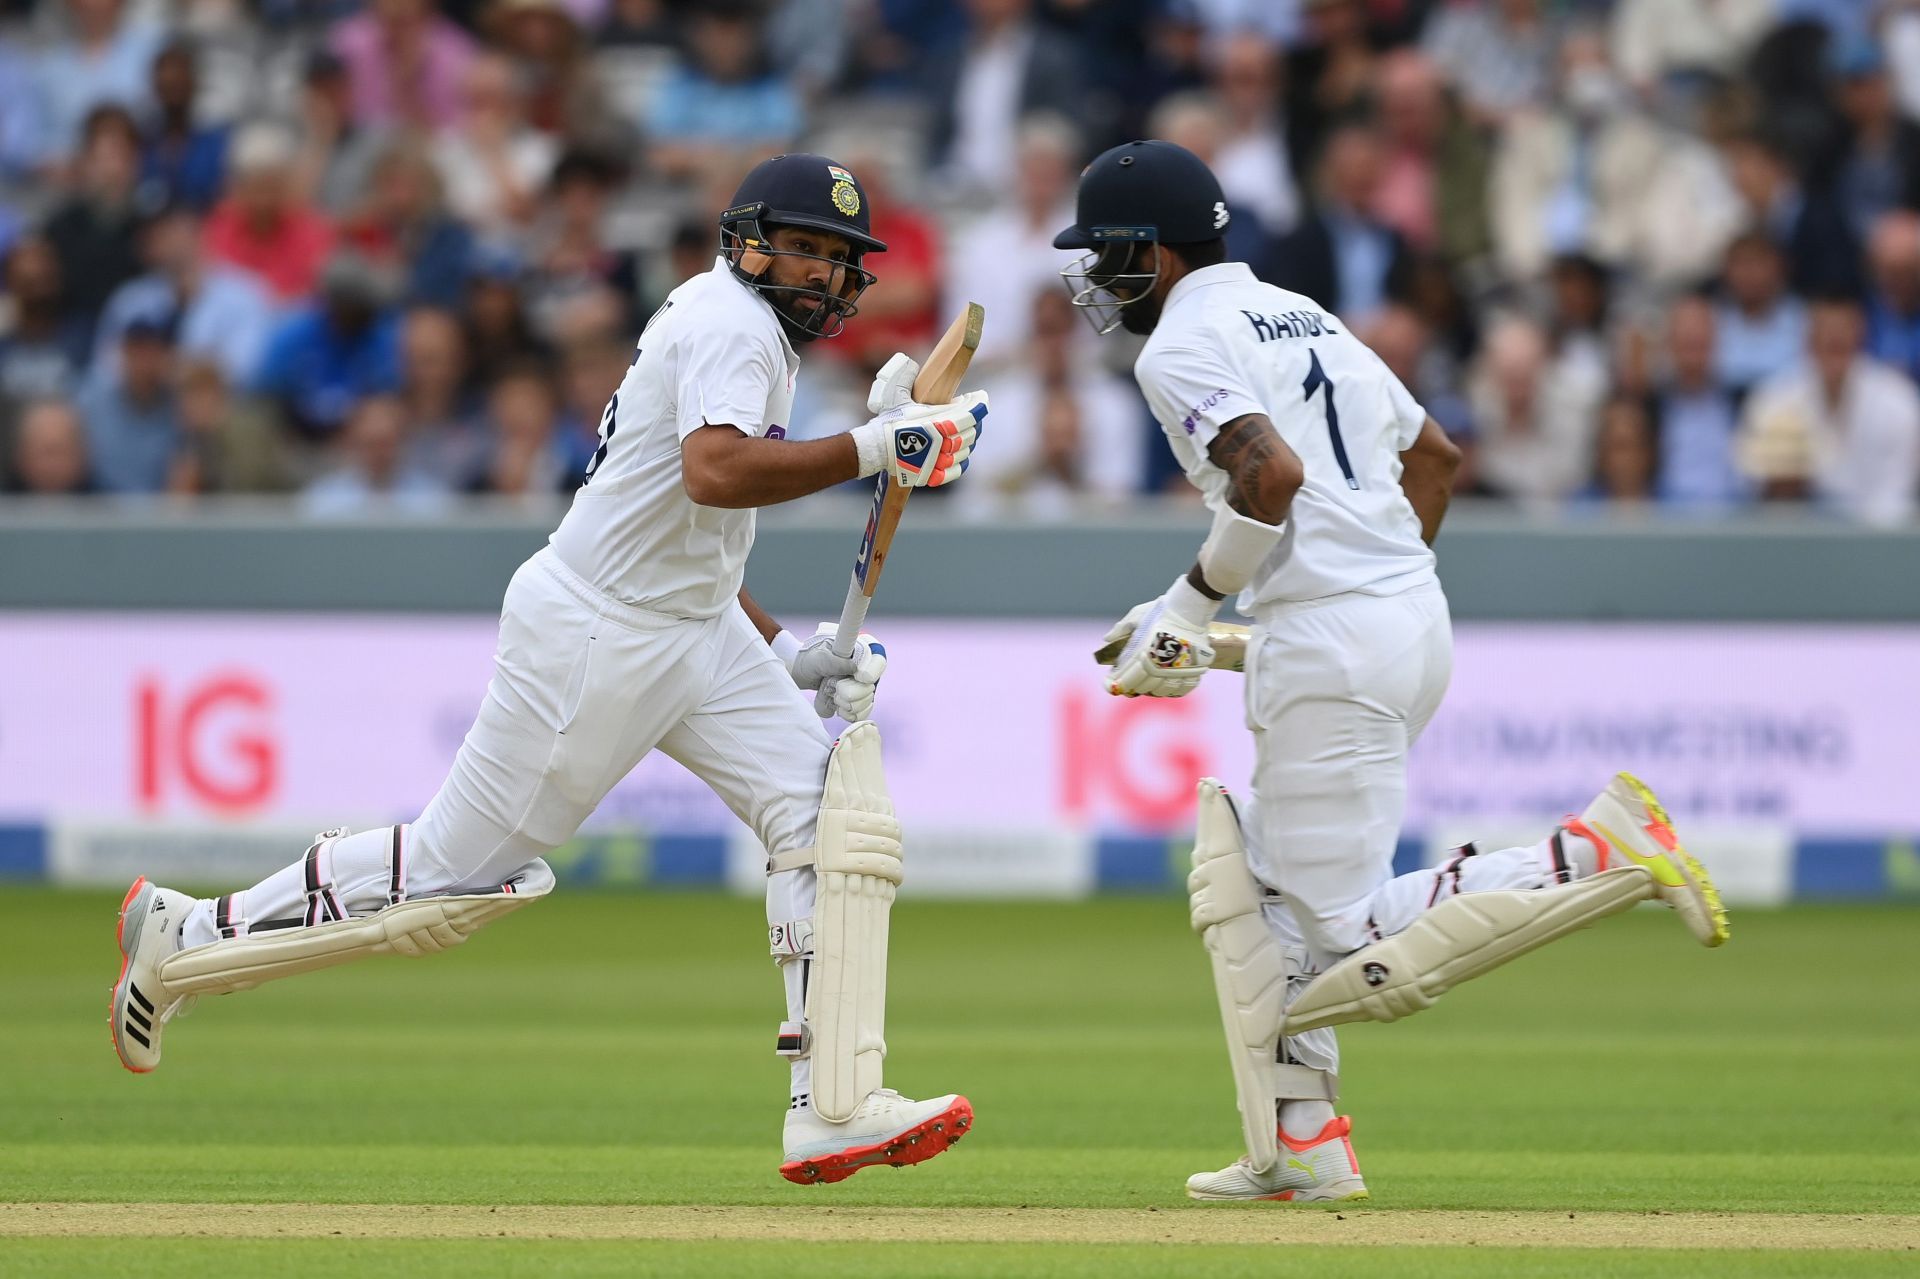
top-left (3, 888), bottom-right (1917, 1276)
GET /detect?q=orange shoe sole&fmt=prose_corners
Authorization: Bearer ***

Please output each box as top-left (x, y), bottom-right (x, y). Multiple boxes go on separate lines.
top-left (109, 877), bottom-right (153, 1074)
top-left (779, 1096), bottom-right (974, 1185)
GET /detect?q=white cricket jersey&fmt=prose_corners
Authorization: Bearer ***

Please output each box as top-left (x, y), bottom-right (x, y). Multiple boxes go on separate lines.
top-left (1134, 261), bottom-right (1436, 610)
top-left (548, 258), bottom-right (800, 618)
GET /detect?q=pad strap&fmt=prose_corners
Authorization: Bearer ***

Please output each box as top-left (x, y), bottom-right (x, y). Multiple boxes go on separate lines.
top-left (387, 825), bottom-right (408, 907)
top-left (1275, 1063), bottom-right (1339, 1101)
top-left (302, 839), bottom-right (347, 927)
top-left (769, 918), bottom-right (814, 957)
top-left (767, 847), bottom-right (816, 875)
top-left (775, 1020), bottom-right (810, 1057)
top-left (214, 893), bottom-right (246, 941)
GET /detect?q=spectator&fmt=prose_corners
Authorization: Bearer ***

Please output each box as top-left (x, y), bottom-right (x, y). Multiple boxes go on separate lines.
top-left (433, 51), bottom-right (557, 239)
top-left (141, 39), bottom-right (228, 210)
top-left (1206, 31), bottom-right (1300, 239)
top-left (0, 39), bottom-right (49, 207)
top-left (1589, 394), bottom-right (1656, 506)
top-left (1284, 0), bottom-right (1378, 176)
top-left (42, 106), bottom-right (147, 329)
top-left (304, 391), bottom-right (453, 515)
top-left (1468, 314), bottom-right (1602, 504)
top-left (960, 288), bottom-right (1144, 518)
top-left (1738, 296), bottom-right (1920, 525)
top-left (1721, 133), bottom-right (1861, 297)
top-left (328, 0), bottom-right (476, 131)
top-left (37, 0), bottom-right (164, 166)
top-left (472, 360), bottom-right (570, 494)
top-left (1545, 252), bottom-right (1611, 393)
top-left (1609, 0), bottom-right (1772, 99)
top-left (0, 236), bottom-right (91, 403)
top-left (342, 140), bottom-right (475, 307)
top-left (945, 114), bottom-right (1082, 371)
top-left (292, 51), bottom-right (386, 216)
top-left (172, 358), bottom-right (292, 494)
top-left (765, 0), bottom-right (854, 108)
top-left (488, 0), bottom-right (618, 146)
top-left (1146, 94), bottom-right (1273, 276)
top-left (1263, 122), bottom-right (1410, 325)
top-left (526, 149), bottom-right (640, 333)
top-left (7, 397), bottom-right (92, 495)
top-left (1422, 0), bottom-right (1560, 127)
top-left (94, 202), bottom-right (275, 386)
top-left (1374, 48), bottom-right (1490, 265)
top-left (204, 122), bottom-right (337, 303)
top-left (1821, 39), bottom-right (1920, 239)
top-left (1713, 231), bottom-right (1807, 396)
top-left (464, 246), bottom-right (548, 371)
top-left (398, 304), bottom-right (486, 485)
top-left (1491, 28), bottom-right (1741, 289)
top-left (645, 2), bottom-right (799, 179)
top-left (1653, 295), bottom-right (1746, 509)
top-left (1866, 210), bottom-right (1920, 384)
top-left (929, 0), bottom-right (1088, 194)
top-left (253, 252), bottom-right (403, 438)
top-left (75, 311), bottom-right (181, 493)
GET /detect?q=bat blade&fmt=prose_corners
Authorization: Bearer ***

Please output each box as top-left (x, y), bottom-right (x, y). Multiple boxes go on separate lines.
top-left (911, 302), bottom-right (985, 403)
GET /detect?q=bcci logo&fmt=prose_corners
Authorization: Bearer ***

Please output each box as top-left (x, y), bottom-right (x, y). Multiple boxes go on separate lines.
top-left (831, 180), bottom-right (861, 217)
top-left (1362, 961), bottom-right (1390, 987)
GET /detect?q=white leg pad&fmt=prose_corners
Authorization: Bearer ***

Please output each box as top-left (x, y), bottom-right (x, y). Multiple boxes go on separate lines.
top-left (157, 860), bottom-right (555, 998)
top-left (807, 721), bottom-right (904, 1123)
top-left (1188, 778), bottom-right (1336, 1176)
top-left (1285, 865), bottom-right (1656, 1034)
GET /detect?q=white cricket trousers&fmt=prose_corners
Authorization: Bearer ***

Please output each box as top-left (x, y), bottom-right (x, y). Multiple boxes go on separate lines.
top-left (187, 547), bottom-right (833, 1091)
top-left (1240, 583), bottom-right (1563, 1080)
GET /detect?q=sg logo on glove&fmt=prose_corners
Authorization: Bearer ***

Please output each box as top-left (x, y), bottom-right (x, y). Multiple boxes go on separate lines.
top-left (1148, 631), bottom-right (1204, 670)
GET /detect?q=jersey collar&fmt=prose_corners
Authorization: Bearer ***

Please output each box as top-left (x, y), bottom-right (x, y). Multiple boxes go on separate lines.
top-left (714, 255), bottom-right (802, 366)
top-left (1164, 261), bottom-right (1256, 314)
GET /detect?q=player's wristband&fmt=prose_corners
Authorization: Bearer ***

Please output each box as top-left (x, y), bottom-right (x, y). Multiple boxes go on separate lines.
top-left (1164, 574), bottom-right (1224, 628)
top-left (770, 629), bottom-right (802, 670)
top-left (1199, 507), bottom-right (1286, 595)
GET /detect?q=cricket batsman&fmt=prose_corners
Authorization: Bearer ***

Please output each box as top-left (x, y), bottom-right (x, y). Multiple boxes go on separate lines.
top-left (109, 154), bottom-right (987, 1186)
top-left (1058, 141), bottom-right (1729, 1203)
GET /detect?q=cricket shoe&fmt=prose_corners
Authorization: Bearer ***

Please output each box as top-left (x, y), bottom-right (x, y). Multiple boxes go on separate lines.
top-left (780, 1089), bottom-right (973, 1185)
top-left (1574, 772), bottom-right (1729, 947)
top-left (1187, 1116), bottom-right (1370, 1203)
top-left (109, 878), bottom-right (197, 1073)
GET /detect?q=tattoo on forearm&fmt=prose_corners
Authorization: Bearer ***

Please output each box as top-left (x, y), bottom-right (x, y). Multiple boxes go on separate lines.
top-left (1207, 414), bottom-right (1289, 521)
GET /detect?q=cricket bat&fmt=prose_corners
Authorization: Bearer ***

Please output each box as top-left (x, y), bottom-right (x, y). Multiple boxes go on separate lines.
top-left (829, 303), bottom-right (986, 660)
top-left (1094, 622), bottom-right (1252, 673)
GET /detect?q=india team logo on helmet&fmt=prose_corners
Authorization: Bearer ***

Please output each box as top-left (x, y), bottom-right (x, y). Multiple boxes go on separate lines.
top-left (831, 181), bottom-right (861, 217)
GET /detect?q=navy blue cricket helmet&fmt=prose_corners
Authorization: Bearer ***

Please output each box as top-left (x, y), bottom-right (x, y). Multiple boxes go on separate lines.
top-left (719, 153), bottom-right (888, 340)
top-left (1055, 140), bottom-right (1229, 334)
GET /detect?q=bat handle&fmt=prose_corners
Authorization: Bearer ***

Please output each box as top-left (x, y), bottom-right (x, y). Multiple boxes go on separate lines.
top-left (816, 579), bottom-right (871, 720)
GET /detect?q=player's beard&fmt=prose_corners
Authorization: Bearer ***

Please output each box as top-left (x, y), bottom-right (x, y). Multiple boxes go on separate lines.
top-left (763, 286), bottom-right (849, 345)
top-left (1117, 292), bottom-right (1164, 335)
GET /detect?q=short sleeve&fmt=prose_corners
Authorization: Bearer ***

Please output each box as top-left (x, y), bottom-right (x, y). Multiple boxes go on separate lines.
top-left (1379, 356), bottom-right (1429, 450)
top-left (672, 322), bottom-right (779, 440)
top-left (1134, 341), bottom-right (1267, 451)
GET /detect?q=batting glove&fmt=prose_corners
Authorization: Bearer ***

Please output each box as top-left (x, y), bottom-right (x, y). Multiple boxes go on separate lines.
top-left (867, 352), bottom-right (919, 414)
top-left (850, 391), bottom-right (989, 489)
top-left (1105, 575), bottom-right (1219, 698)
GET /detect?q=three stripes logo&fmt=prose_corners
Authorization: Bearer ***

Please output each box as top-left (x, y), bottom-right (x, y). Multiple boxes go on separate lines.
top-left (123, 982), bottom-right (155, 1049)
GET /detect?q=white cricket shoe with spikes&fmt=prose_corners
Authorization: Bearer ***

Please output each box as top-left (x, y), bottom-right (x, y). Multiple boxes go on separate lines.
top-left (1187, 1116), bottom-right (1371, 1203)
top-left (109, 877), bottom-right (197, 1073)
top-left (780, 1088), bottom-right (973, 1185)
top-left (1574, 772), bottom-right (1730, 947)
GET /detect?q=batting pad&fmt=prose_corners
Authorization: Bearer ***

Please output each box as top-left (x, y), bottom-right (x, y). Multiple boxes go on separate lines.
top-left (1188, 779), bottom-right (1335, 1175)
top-left (1285, 865), bottom-right (1655, 1034)
top-left (158, 860), bottom-right (555, 998)
top-left (807, 721), bottom-right (905, 1123)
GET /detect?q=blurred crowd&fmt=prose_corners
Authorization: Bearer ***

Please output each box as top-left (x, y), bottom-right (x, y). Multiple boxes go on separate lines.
top-left (0, 0), bottom-right (1917, 525)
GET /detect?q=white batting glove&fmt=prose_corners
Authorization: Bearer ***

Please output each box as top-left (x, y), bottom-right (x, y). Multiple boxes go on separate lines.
top-left (811, 623), bottom-right (887, 722)
top-left (867, 352), bottom-right (919, 414)
top-left (1105, 575), bottom-right (1219, 698)
top-left (782, 626), bottom-right (857, 692)
top-left (849, 391), bottom-right (989, 489)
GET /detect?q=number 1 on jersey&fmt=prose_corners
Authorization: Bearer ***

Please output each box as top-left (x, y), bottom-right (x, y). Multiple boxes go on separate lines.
top-left (1303, 348), bottom-right (1359, 490)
